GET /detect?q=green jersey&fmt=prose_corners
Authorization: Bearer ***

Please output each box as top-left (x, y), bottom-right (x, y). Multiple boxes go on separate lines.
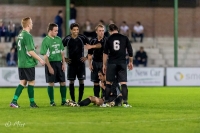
top-left (17, 30), bottom-right (37, 68)
top-left (40, 36), bottom-right (64, 62)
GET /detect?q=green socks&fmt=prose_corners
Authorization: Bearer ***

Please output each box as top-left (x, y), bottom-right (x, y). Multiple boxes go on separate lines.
top-left (60, 86), bottom-right (66, 103)
top-left (12, 84), bottom-right (24, 102)
top-left (27, 85), bottom-right (35, 103)
top-left (48, 86), bottom-right (54, 104)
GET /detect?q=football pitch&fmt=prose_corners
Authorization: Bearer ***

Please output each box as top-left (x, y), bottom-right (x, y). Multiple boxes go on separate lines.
top-left (0, 87), bottom-right (200, 133)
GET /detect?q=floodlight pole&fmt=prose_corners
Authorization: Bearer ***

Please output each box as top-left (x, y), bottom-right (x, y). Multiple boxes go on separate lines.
top-left (66, 0), bottom-right (70, 57)
top-left (174, 0), bottom-right (178, 67)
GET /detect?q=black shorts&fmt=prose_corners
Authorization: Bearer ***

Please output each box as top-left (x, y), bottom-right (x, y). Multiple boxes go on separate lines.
top-left (45, 61), bottom-right (65, 83)
top-left (18, 67), bottom-right (35, 81)
top-left (106, 63), bottom-right (127, 82)
top-left (67, 63), bottom-right (85, 80)
top-left (91, 61), bottom-right (102, 82)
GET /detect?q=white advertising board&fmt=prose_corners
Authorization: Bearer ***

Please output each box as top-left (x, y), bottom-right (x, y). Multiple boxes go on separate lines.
top-left (166, 68), bottom-right (200, 86)
top-left (127, 68), bottom-right (164, 86)
top-left (0, 67), bottom-right (164, 87)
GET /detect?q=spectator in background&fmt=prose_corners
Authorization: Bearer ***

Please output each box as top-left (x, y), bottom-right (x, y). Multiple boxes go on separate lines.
top-left (54, 10), bottom-right (63, 38)
top-left (7, 21), bottom-right (17, 42)
top-left (105, 19), bottom-right (114, 37)
top-left (0, 20), bottom-right (7, 42)
top-left (132, 21), bottom-right (144, 43)
top-left (82, 20), bottom-right (95, 38)
top-left (120, 21), bottom-right (129, 37)
top-left (12, 36), bottom-right (17, 52)
top-left (69, 2), bottom-right (77, 26)
top-left (134, 46), bottom-right (147, 67)
top-left (6, 47), bottom-right (17, 66)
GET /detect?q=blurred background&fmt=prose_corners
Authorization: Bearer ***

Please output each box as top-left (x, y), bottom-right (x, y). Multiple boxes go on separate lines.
top-left (1, 0), bottom-right (200, 68)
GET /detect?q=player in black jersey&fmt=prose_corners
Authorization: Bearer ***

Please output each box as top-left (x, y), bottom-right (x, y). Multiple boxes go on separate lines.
top-left (103, 24), bottom-right (133, 108)
top-left (87, 24), bottom-right (107, 98)
top-left (62, 23), bottom-right (89, 102)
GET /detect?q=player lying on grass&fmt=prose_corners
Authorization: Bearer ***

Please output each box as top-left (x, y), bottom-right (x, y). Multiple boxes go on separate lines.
top-left (66, 70), bottom-right (122, 107)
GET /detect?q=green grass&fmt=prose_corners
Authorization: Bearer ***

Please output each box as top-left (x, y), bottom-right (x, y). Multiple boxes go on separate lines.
top-left (0, 87), bottom-right (200, 133)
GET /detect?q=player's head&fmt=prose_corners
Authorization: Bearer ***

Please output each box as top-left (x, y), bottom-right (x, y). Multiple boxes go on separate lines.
top-left (98, 70), bottom-right (105, 82)
top-left (58, 10), bottom-right (63, 16)
top-left (95, 24), bottom-right (104, 39)
top-left (70, 23), bottom-right (79, 37)
top-left (21, 17), bottom-right (33, 30)
top-left (47, 23), bottom-right (58, 37)
top-left (108, 23), bottom-right (118, 35)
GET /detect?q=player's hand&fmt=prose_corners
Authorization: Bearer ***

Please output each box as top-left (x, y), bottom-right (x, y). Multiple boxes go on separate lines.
top-left (84, 44), bottom-right (93, 50)
top-left (128, 62), bottom-right (133, 70)
top-left (39, 59), bottom-right (45, 66)
top-left (48, 67), bottom-right (54, 75)
top-left (89, 64), bottom-right (93, 72)
top-left (62, 63), bottom-right (66, 71)
top-left (35, 45), bottom-right (39, 49)
top-left (65, 58), bottom-right (71, 64)
top-left (102, 65), bottom-right (106, 74)
top-left (80, 57), bottom-right (87, 62)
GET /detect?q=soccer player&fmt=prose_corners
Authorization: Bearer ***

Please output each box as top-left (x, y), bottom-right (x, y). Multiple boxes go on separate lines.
top-left (10, 17), bottom-right (45, 108)
top-left (103, 24), bottom-right (133, 107)
top-left (68, 70), bottom-right (122, 107)
top-left (62, 23), bottom-right (89, 103)
top-left (40, 23), bottom-right (67, 106)
top-left (87, 24), bottom-right (107, 98)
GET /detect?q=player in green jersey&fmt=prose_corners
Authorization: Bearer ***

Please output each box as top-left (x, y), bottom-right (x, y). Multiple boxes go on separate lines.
top-left (10, 17), bottom-right (45, 108)
top-left (40, 23), bottom-right (67, 106)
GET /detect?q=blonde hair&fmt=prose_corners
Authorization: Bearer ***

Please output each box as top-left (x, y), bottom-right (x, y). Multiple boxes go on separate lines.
top-left (95, 24), bottom-right (104, 31)
top-left (21, 17), bottom-right (31, 28)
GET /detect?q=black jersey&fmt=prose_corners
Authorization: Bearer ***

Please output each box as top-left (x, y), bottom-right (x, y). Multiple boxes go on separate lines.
top-left (62, 34), bottom-right (89, 64)
top-left (88, 36), bottom-right (107, 62)
top-left (101, 80), bottom-right (121, 99)
top-left (104, 33), bottom-right (133, 64)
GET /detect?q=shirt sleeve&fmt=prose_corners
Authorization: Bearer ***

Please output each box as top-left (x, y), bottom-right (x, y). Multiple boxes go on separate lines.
top-left (40, 39), bottom-right (48, 55)
top-left (103, 39), bottom-right (109, 55)
top-left (62, 36), bottom-right (69, 47)
top-left (126, 37), bottom-right (133, 57)
top-left (25, 35), bottom-right (35, 51)
top-left (88, 39), bottom-right (94, 55)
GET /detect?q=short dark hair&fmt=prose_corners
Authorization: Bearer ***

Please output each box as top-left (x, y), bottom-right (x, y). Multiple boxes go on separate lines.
top-left (98, 70), bottom-right (105, 75)
top-left (70, 23), bottom-right (79, 30)
top-left (58, 10), bottom-right (62, 14)
top-left (108, 23), bottom-right (118, 32)
top-left (47, 23), bottom-right (58, 32)
top-left (136, 21), bottom-right (141, 25)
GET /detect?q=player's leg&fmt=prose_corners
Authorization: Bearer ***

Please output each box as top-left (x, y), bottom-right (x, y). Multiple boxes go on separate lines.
top-left (45, 62), bottom-right (56, 106)
top-left (67, 65), bottom-right (76, 102)
top-left (104, 63), bottom-right (116, 104)
top-left (24, 67), bottom-right (39, 108)
top-left (56, 61), bottom-right (67, 105)
top-left (118, 64), bottom-right (131, 107)
top-left (10, 68), bottom-right (27, 108)
top-left (77, 63), bottom-right (86, 102)
top-left (78, 96), bottom-right (92, 106)
top-left (91, 61), bottom-right (101, 97)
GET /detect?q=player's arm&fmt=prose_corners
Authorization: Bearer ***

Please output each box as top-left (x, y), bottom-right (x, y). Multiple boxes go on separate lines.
top-left (103, 40), bottom-right (109, 74)
top-left (43, 55), bottom-right (54, 75)
top-left (126, 37), bottom-right (134, 70)
top-left (61, 52), bottom-right (66, 71)
top-left (28, 51), bottom-right (45, 66)
top-left (88, 54), bottom-right (93, 72)
top-left (85, 43), bottom-right (101, 49)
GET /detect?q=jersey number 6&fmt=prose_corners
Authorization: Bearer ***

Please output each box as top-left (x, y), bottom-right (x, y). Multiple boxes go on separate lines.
top-left (113, 40), bottom-right (120, 51)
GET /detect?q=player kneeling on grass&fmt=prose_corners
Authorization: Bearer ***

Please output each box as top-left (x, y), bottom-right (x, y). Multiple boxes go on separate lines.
top-left (67, 70), bottom-right (122, 107)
